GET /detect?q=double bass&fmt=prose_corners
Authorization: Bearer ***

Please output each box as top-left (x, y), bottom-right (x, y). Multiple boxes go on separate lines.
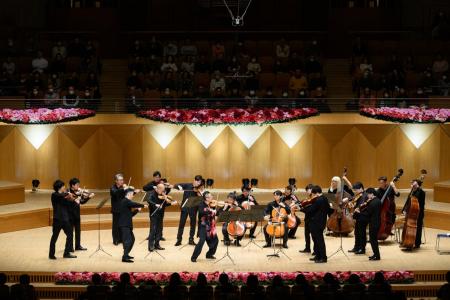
top-left (400, 169), bottom-right (427, 249)
top-left (326, 168), bottom-right (355, 234)
top-left (377, 168), bottom-right (403, 240)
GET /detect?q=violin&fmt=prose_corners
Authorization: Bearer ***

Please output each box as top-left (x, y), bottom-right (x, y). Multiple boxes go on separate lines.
top-left (346, 192), bottom-right (363, 213)
top-left (157, 193), bottom-right (177, 205)
top-left (298, 195), bottom-right (319, 209)
top-left (208, 199), bottom-right (226, 208)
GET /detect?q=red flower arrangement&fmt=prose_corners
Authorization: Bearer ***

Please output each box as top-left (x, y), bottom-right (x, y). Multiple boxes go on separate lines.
top-left (55, 271), bottom-right (414, 286)
top-left (0, 108), bottom-right (96, 124)
top-left (137, 107), bottom-right (319, 125)
top-left (360, 107), bottom-right (450, 123)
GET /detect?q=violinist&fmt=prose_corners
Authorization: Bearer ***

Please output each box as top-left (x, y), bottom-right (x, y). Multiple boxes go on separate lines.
top-left (282, 185), bottom-right (301, 239)
top-left (173, 175), bottom-right (204, 246)
top-left (303, 185), bottom-right (328, 263)
top-left (402, 179), bottom-right (426, 249)
top-left (119, 187), bottom-right (147, 263)
top-left (147, 183), bottom-right (177, 252)
top-left (348, 182), bottom-right (368, 254)
top-left (191, 191), bottom-right (219, 262)
top-left (299, 183), bottom-right (314, 253)
top-left (353, 188), bottom-right (381, 260)
top-left (110, 174), bottom-right (130, 245)
top-left (143, 171), bottom-right (172, 242)
top-left (68, 178), bottom-right (94, 252)
top-left (220, 192), bottom-right (243, 246)
top-left (263, 190), bottom-right (290, 249)
top-left (49, 180), bottom-right (76, 259)
top-left (376, 176), bottom-right (400, 224)
top-left (236, 185), bottom-right (258, 239)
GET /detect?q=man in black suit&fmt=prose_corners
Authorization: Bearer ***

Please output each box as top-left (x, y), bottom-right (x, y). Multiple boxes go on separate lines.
top-left (118, 187), bottom-right (146, 263)
top-left (110, 174), bottom-right (126, 245)
top-left (354, 188), bottom-right (381, 260)
top-left (173, 175), bottom-right (203, 246)
top-left (49, 179), bottom-right (76, 259)
top-left (299, 183), bottom-right (314, 253)
top-left (303, 185), bottom-right (328, 263)
top-left (147, 183), bottom-right (177, 251)
top-left (348, 182), bottom-right (368, 254)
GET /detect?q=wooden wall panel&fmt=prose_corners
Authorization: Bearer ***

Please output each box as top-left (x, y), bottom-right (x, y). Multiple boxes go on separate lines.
top-left (0, 123), bottom-right (447, 189)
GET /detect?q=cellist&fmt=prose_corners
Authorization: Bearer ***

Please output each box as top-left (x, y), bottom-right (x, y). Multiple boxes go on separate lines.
top-left (236, 185), bottom-right (258, 239)
top-left (401, 178), bottom-right (426, 249)
top-left (263, 190), bottom-right (290, 249)
top-left (220, 192), bottom-right (243, 246)
top-left (282, 185), bottom-right (301, 239)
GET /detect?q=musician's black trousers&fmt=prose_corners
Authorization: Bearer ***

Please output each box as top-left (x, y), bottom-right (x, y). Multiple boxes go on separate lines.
top-left (304, 219), bottom-right (311, 250)
top-left (176, 206), bottom-right (197, 242)
top-left (415, 212), bottom-right (424, 247)
top-left (263, 223), bottom-right (289, 245)
top-left (49, 219), bottom-right (72, 257)
top-left (310, 225), bottom-right (327, 260)
top-left (288, 216), bottom-right (301, 237)
top-left (148, 214), bottom-right (163, 250)
top-left (192, 225), bottom-right (218, 260)
top-left (120, 226), bottom-right (135, 259)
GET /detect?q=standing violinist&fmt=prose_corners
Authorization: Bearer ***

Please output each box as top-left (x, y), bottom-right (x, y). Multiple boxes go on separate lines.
top-left (146, 183), bottom-right (176, 252)
top-left (119, 187), bottom-right (147, 263)
top-left (220, 192), bottom-right (241, 246)
top-left (299, 183), bottom-right (314, 254)
top-left (236, 185), bottom-right (258, 239)
top-left (173, 175), bottom-right (204, 246)
top-left (49, 180), bottom-right (76, 259)
top-left (376, 176), bottom-right (400, 224)
top-left (402, 179), bottom-right (426, 249)
top-left (191, 191), bottom-right (219, 262)
top-left (282, 185), bottom-right (301, 239)
top-left (143, 171), bottom-right (172, 242)
top-left (303, 185), bottom-right (328, 263)
top-left (353, 188), bottom-right (381, 260)
top-left (68, 178), bottom-right (94, 252)
top-left (263, 190), bottom-right (290, 249)
top-left (348, 182), bottom-right (368, 254)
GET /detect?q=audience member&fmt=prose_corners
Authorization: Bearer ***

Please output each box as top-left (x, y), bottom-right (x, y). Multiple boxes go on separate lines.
top-left (164, 272), bottom-right (188, 300)
top-left (0, 273), bottom-right (9, 300)
top-left (110, 273), bottom-right (138, 300)
top-left (214, 273), bottom-right (238, 300)
top-left (437, 271), bottom-right (450, 300)
top-left (10, 274), bottom-right (36, 300)
top-left (32, 51), bottom-right (49, 73)
top-left (240, 274), bottom-right (264, 300)
top-left (276, 38), bottom-right (290, 59)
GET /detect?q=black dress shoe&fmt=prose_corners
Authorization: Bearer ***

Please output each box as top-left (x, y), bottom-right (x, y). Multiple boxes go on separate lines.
top-left (68, 248), bottom-right (74, 253)
top-left (149, 247), bottom-right (155, 252)
top-left (206, 255), bottom-right (216, 259)
top-left (369, 256), bottom-right (380, 261)
top-left (312, 252), bottom-right (316, 256)
top-left (155, 245), bottom-right (165, 250)
top-left (49, 256), bottom-right (57, 260)
top-left (191, 258), bottom-right (197, 262)
top-left (299, 248), bottom-right (311, 253)
top-left (309, 257), bottom-right (317, 261)
top-left (160, 237), bottom-right (166, 241)
top-left (75, 246), bottom-right (87, 251)
top-left (315, 258), bottom-right (327, 263)
top-left (262, 244), bottom-right (272, 248)
top-left (282, 244), bottom-right (288, 249)
top-left (126, 255), bottom-right (134, 259)
top-left (354, 249), bottom-right (366, 255)
top-left (113, 242), bottom-right (119, 246)
top-left (174, 240), bottom-right (182, 246)
top-left (63, 254), bottom-right (77, 258)
top-left (189, 240), bottom-right (196, 246)
top-left (122, 258), bottom-right (134, 263)
top-left (348, 248), bottom-right (357, 253)
top-left (234, 240), bottom-right (241, 247)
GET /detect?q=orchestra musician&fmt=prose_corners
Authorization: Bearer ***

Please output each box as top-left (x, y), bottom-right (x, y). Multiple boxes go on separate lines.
top-left (282, 185), bottom-right (301, 239)
top-left (68, 178), bottom-right (94, 252)
top-left (220, 192), bottom-right (244, 246)
top-left (353, 188), bottom-right (381, 260)
top-left (191, 191), bottom-right (219, 262)
top-left (327, 176), bottom-right (354, 235)
top-left (402, 178), bottom-right (426, 249)
top-left (263, 190), bottom-right (290, 249)
top-left (376, 176), bottom-right (400, 224)
top-left (236, 185), bottom-right (258, 239)
top-left (110, 174), bottom-right (126, 245)
top-left (299, 183), bottom-right (314, 253)
top-left (146, 183), bottom-right (177, 252)
top-left (49, 180), bottom-right (76, 259)
top-left (348, 182), bottom-right (368, 254)
top-left (303, 185), bottom-right (328, 263)
top-left (173, 175), bottom-right (204, 246)
top-left (142, 171), bottom-right (172, 242)
top-left (118, 187), bottom-right (147, 263)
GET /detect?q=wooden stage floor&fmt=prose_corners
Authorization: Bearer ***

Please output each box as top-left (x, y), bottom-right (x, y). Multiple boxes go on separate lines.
top-left (1, 226), bottom-right (450, 274)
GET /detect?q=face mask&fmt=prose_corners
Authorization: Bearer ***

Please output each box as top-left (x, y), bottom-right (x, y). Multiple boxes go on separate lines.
top-left (250, 91), bottom-right (255, 95)
top-left (69, 90), bottom-right (74, 95)
top-left (252, 59), bottom-right (256, 63)
top-left (267, 91), bottom-right (272, 95)
top-left (85, 92), bottom-right (90, 96)
top-left (300, 91), bottom-right (305, 96)
top-left (33, 91), bottom-right (38, 95)
top-left (49, 89), bottom-right (53, 93)
top-left (52, 75), bottom-right (57, 79)
top-left (282, 92), bottom-right (288, 97)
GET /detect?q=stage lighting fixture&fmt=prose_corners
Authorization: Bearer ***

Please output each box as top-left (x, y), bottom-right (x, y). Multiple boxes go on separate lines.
top-left (206, 178), bottom-right (214, 188)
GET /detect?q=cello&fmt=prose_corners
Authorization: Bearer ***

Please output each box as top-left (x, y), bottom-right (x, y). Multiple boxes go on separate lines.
top-left (377, 168), bottom-right (403, 240)
top-left (326, 168), bottom-right (355, 234)
top-left (400, 169), bottom-right (427, 249)
top-left (266, 206), bottom-right (288, 238)
top-left (226, 203), bottom-right (246, 238)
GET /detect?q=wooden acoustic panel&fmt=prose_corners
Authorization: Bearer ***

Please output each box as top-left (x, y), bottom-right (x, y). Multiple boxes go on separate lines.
top-left (0, 209), bottom-right (50, 233)
top-left (434, 181), bottom-right (450, 203)
top-left (0, 181), bottom-right (25, 205)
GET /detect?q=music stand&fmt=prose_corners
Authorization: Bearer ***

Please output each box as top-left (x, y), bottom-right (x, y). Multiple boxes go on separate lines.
top-left (215, 211), bottom-right (235, 264)
top-left (90, 198), bottom-right (112, 258)
top-left (266, 222), bottom-right (291, 260)
top-left (241, 206), bottom-right (265, 249)
top-left (178, 196), bottom-right (203, 250)
top-left (324, 193), bottom-right (350, 260)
